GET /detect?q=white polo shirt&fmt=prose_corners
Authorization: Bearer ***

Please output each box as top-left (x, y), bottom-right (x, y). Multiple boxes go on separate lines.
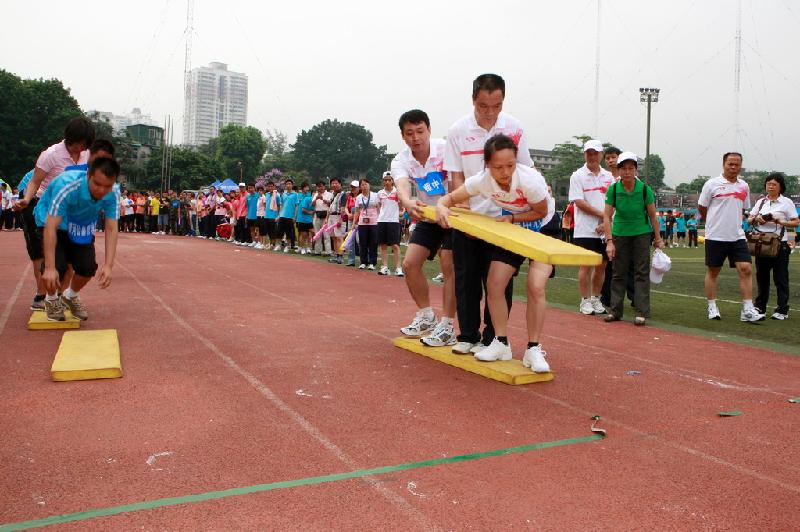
top-left (377, 187), bottom-right (400, 223)
top-left (390, 138), bottom-right (448, 207)
top-left (464, 164), bottom-right (553, 224)
top-left (698, 175), bottom-right (751, 242)
top-left (749, 195), bottom-right (797, 242)
top-left (444, 111), bottom-right (533, 216)
top-left (568, 164), bottom-right (614, 239)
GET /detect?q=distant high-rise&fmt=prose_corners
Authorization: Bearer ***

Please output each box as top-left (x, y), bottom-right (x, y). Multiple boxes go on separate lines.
top-left (183, 62), bottom-right (248, 146)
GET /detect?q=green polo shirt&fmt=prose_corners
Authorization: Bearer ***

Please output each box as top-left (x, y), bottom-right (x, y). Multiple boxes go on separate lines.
top-left (605, 179), bottom-right (655, 236)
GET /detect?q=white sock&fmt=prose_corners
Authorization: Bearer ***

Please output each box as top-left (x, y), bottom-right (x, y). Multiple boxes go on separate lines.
top-left (743, 299), bottom-right (754, 310)
top-left (708, 299), bottom-right (717, 309)
top-left (45, 293), bottom-right (59, 302)
top-left (64, 287), bottom-right (77, 299)
top-left (439, 317), bottom-right (453, 326)
top-left (419, 306), bottom-right (434, 318)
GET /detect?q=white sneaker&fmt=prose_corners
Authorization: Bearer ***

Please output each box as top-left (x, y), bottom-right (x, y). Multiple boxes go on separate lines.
top-left (300, 248), bottom-right (307, 255)
top-left (254, 243), bottom-right (264, 250)
top-left (367, 264), bottom-right (376, 270)
top-left (708, 306), bottom-right (721, 320)
top-left (591, 296), bottom-right (606, 315)
top-left (283, 246), bottom-right (290, 253)
top-left (431, 273), bottom-right (444, 283)
top-left (469, 343), bottom-right (486, 354)
top-left (395, 267), bottom-right (404, 277)
top-left (400, 312), bottom-right (437, 337)
top-left (358, 264), bottom-right (366, 269)
top-left (475, 338), bottom-right (512, 362)
top-left (451, 341), bottom-right (474, 355)
top-left (273, 245), bottom-right (281, 252)
top-left (523, 345), bottom-right (550, 373)
top-left (741, 307), bottom-right (766, 322)
top-left (378, 266), bottom-right (390, 276)
top-left (579, 298), bottom-right (594, 315)
top-left (771, 312), bottom-right (788, 320)
top-left (420, 321), bottom-right (456, 347)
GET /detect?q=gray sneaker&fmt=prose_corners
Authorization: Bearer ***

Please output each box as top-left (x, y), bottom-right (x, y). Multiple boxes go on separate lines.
top-left (61, 294), bottom-right (88, 321)
top-left (31, 297), bottom-right (45, 311)
top-left (45, 297), bottom-right (65, 321)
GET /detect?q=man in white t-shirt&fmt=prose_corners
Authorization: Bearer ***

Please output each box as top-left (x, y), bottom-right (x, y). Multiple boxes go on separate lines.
top-left (568, 139), bottom-right (614, 316)
top-left (443, 73), bottom-right (534, 354)
top-left (698, 152), bottom-right (764, 322)
top-left (377, 172), bottom-right (403, 276)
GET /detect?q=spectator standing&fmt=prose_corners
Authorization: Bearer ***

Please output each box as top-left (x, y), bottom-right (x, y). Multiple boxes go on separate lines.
top-left (312, 181), bottom-right (333, 255)
top-left (264, 181), bottom-right (281, 249)
top-left (134, 192), bottom-right (146, 232)
top-left (296, 182), bottom-right (314, 254)
top-left (344, 181), bottom-right (359, 266)
top-left (276, 179), bottom-right (298, 252)
top-left (326, 178), bottom-right (347, 264)
top-left (377, 172), bottom-right (403, 276)
top-left (687, 214), bottom-right (698, 247)
top-left (675, 212), bottom-right (687, 246)
top-left (354, 179), bottom-right (380, 270)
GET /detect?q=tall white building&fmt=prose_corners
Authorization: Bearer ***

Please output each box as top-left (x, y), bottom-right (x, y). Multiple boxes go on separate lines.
top-left (183, 62), bottom-right (248, 146)
top-left (88, 108), bottom-right (157, 135)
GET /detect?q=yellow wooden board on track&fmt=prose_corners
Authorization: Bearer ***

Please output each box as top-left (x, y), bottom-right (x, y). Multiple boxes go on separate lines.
top-left (28, 310), bottom-right (80, 330)
top-left (420, 206), bottom-right (601, 266)
top-left (393, 337), bottom-right (554, 385)
top-left (51, 329), bottom-right (122, 382)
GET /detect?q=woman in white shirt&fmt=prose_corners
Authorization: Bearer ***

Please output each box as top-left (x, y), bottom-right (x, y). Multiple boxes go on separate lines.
top-left (354, 179), bottom-right (381, 270)
top-left (746, 173), bottom-right (799, 320)
top-left (436, 134), bottom-right (553, 373)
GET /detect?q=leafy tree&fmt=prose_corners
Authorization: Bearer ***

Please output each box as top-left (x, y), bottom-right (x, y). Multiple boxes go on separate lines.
top-left (291, 119), bottom-right (388, 182)
top-left (143, 145), bottom-right (223, 191)
top-left (675, 176), bottom-right (709, 194)
top-left (260, 128), bottom-right (295, 174)
top-left (0, 69), bottom-right (83, 181)
top-left (216, 124), bottom-right (267, 181)
top-left (642, 153), bottom-right (665, 189)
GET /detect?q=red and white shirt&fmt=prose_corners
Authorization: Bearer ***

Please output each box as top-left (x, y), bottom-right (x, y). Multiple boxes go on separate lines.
top-left (35, 141), bottom-right (90, 197)
top-left (568, 164), bottom-right (614, 239)
top-left (444, 111), bottom-right (533, 216)
top-left (390, 138), bottom-right (448, 207)
top-left (377, 187), bottom-right (400, 223)
top-left (699, 175), bottom-right (751, 241)
top-left (464, 164), bottom-right (552, 221)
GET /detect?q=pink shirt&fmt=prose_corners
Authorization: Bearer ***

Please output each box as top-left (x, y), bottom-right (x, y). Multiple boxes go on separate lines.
top-left (35, 141), bottom-right (90, 197)
top-left (233, 196), bottom-right (248, 218)
top-left (256, 195), bottom-right (267, 217)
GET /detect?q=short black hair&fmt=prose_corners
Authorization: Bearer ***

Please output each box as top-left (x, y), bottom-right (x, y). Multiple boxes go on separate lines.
top-left (300, 181), bottom-right (310, 189)
top-left (398, 109), bottom-right (430, 131)
top-left (256, 185), bottom-right (264, 191)
top-left (64, 117), bottom-right (96, 147)
top-left (723, 152), bottom-right (743, 163)
top-left (89, 139), bottom-right (115, 156)
top-left (316, 181), bottom-right (326, 187)
top-left (330, 177), bottom-right (341, 184)
top-left (604, 146), bottom-right (622, 156)
top-left (89, 157), bottom-right (120, 179)
top-left (764, 173), bottom-right (786, 194)
top-left (483, 134), bottom-right (518, 163)
top-left (472, 74), bottom-right (505, 99)
top-left (284, 179), bottom-right (294, 185)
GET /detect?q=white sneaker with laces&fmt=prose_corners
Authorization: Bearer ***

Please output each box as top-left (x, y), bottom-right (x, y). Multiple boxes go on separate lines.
top-left (771, 312), bottom-right (788, 320)
top-left (523, 345), bottom-right (550, 373)
top-left (451, 341), bottom-right (474, 355)
top-left (475, 338), bottom-right (512, 362)
top-left (591, 296), bottom-right (606, 314)
top-left (431, 273), bottom-right (444, 283)
top-left (469, 343), bottom-right (486, 354)
top-left (367, 264), bottom-right (376, 270)
top-left (254, 243), bottom-right (264, 250)
top-left (420, 321), bottom-right (456, 347)
top-left (741, 307), bottom-right (766, 322)
top-left (395, 267), bottom-right (404, 277)
top-left (400, 312), bottom-right (437, 337)
top-left (284, 246), bottom-right (290, 253)
top-left (378, 266), bottom-right (390, 276)
top-left (358, 264), bottom-right (366, 269)
top-left (579, 298), bottom-right (594, 315)
top-left (708, 306), bottom-right (721, 320)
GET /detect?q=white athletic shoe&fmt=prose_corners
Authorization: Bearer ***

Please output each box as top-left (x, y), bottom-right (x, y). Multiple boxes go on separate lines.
top-left (358, 264), bottom-right (366, 269)
top-left (420, 321), bottom-right (457, 347)
top-left (591, 296), bottom-right (606, 315)
top-left (273, 245), bottom-right (281, 252)
top-left (741, 307), bottom-right (766, 322)
top-left (300, 248), bottom-right (307, 255)
top-left (771, 312), bottom-right (788, 320)
top-left (254, 243), bottom-right (264, 250)
top-left (400, 312), bottom-right (437, 337)
top-left (579, 298), bottom-right (594, 315)
top-left (451, 341), bottom-right (474, 355)
top-left (395, 267), bottom-right (404, 277)
top-left (367, 264), bottom-right (376, 270)
top-left (475, 338), bottom-right (512, 362)
top-left (469, 343), bottom-right (486, 354)
top-left (378, 266), bottom-right (390, 276)
top-left (431, 273), bottom-right (444, 283)
top-left (708, 306), bottom-right (721, 320)
top-left (523, 345), bottom-right (550, 373)
top-left (284, 246), bottom-right (290, 253)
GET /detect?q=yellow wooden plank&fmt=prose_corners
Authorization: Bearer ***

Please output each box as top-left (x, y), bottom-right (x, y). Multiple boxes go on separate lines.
top-left (419, 205), bottom-right (602, 266)
top-left (28, 310), bottom-right (81, 330)
top-left (51, 329), bottom-right (122, 381)
top-left (393, 337), bottom-right (553, 385)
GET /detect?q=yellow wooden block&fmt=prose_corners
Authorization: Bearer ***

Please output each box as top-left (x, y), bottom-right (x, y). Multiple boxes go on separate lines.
top-left (28, 310), bottom-right (80, 330)
top-left (420, 206), bottom-right (601, 266)
top-left (51, 329), bottom-right (122, 382)
top-left (393, 337), bottom-right (554, 385)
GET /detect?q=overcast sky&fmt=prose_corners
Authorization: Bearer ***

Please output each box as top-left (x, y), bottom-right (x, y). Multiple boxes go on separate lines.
top-left (3, 0), bottom-right (799, 185)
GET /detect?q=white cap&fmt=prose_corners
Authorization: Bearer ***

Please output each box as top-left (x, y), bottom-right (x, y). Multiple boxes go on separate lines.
top-left (382, 171), bottom-right (392, 178)
top-left (238, 182), bottom-right (246, 187)
top-left (649, 249), bottom-right (672, 284)
top-left (617, 151), bottom-right (638, 166)
top-left (583, 139), bottom-right (604, 152)
top-left (350, 180), bottom-right (360, 187)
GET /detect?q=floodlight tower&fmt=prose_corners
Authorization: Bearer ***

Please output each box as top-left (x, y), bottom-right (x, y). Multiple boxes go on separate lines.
top-left (639, 87), bottom-right (660, 184)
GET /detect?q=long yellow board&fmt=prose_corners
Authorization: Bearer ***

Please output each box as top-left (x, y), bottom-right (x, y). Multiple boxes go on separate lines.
top-left (420, 206), bottom-right (601, 266)
top-left (51, 329), bottom-right (122, 382)
top-left (28, 310), bottom-right (80, 330)
top-left (393, 337), bottom-right (553, 385)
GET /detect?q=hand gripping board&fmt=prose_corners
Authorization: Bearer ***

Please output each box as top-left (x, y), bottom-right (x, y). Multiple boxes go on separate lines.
top-left (51, 329), bottom-right (123, 381)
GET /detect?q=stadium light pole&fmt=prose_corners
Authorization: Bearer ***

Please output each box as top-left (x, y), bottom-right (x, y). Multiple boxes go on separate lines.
top-left (639, 87), bottom-right (660, 184)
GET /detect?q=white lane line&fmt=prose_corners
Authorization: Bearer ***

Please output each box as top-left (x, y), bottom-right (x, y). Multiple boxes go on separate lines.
top-left (0, 263), bottom-right (30, 337)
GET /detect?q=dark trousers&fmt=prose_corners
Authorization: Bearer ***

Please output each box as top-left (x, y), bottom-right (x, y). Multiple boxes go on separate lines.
top-left (601, 255), bottom-right (635, 306)
top-left (235, 218), bottom-right (250, 242)
top-left (688, 229), bottom-right (698, 247)
top-left (561, 228), bottom-right (573, 243)
top-left (278, 217), bottom-right (296, 247)
top-left (452, 230), bottom-right (513, 345)
top-left (755, 245), bottom-right (791, 314)
top-left (134, 213), bottom-right (145, 232)
top-left (610, 233), bottom-right (652, 318)
top-left (357, 224), bottom-right (378, 265)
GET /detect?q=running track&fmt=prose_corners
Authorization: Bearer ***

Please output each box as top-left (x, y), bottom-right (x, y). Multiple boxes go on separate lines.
top-left (1, 232), bottom-right (798, 530)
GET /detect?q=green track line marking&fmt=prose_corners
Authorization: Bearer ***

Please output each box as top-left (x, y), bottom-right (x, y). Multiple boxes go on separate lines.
top-left (0, 433), bottom-right (603, 531)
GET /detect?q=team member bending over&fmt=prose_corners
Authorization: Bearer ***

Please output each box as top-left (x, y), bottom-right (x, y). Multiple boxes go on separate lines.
top-left (38, 157), bottom-right (121, 321)
top-left (391, 109), bottom-right (457, 346)
top-left (435, 135), bottom-right (552, 372)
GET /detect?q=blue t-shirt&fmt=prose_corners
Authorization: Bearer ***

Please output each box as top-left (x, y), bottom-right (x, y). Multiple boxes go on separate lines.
top-left (296, 193), bottom-right (313, 224)
top-left (675, 216), bottom-right (686, 232)
top-left (264, 192), bottom-right (280, 219)
top-left (246, 192), bottom-right (259, 219)
top-left (35, 171), bottom-right (119, 243)
top-left (279, 191), bottom-right (298, 219)
top-left (687, 218), bottom-right (698, 229)
top-left (18, 170), bottom-right (34, 199)
top-left (657, 215), bottom-right (666, 231)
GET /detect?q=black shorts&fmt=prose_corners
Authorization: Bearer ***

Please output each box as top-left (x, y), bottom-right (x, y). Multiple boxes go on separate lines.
top-left (297, 222), bottom-right (313, 232)
top-left (705, 238), bottom-right (751, 268)
top-left (573, 237), bottom-right (608, 262)
top-left (377, 221), bottom-right (401, 246)
top-left (409, 221), bottom-right (452, 260)
top-left (676, 232), bottom-right (686, 238)
top-left (489, 243), bottom-right (556, 278)
top-left (36, 228), bottom-right (98, 279)
top-left (265, 219), bottom-right (277, 239)
top-left (21, 197), bottom-right (42, 261)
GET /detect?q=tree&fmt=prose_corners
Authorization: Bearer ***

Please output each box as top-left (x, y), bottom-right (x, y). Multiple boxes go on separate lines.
top-left (675, 176), bottom-right (709, 194)
top-left (291, 119), bottom-right (388, 182)
top-left (0, 69), bottom-right (83, 181)
top-left (216, 124), bottom-right (267, 181)
top-left (143, 145), bottom-right (223, 191)
top-left (260, 128), bottom-right (295, 174)
top-left (642, 153), bottom-right (665, 189)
